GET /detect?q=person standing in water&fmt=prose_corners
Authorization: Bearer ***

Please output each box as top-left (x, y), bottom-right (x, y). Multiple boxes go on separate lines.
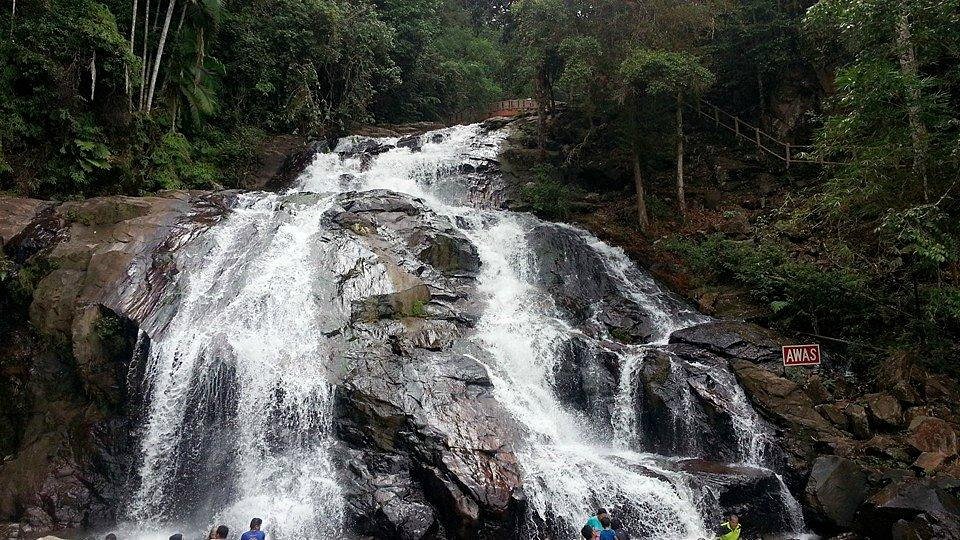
top-left (240, 518), bottom-right (266, 540)
top-left (715, 514), bottom-right (741, 540)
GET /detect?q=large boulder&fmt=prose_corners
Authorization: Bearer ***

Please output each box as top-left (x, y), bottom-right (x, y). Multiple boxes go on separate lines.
top-left (858, 478), bottom-right (960, 539)
top-left (668, 321), bottom-right (850, 486)
top-left (863, 393), bottom-right (904, 430)
top-left (322, 191), bottom-right (525, 538)
top-left (0, 198), bottom-right (52, 246)
top-left (632, 348), bottom-right (757, 463)
top-left (805, 456), bottom-right (869, 530)
top-left (669, 321), bottom-right (784, 368)
top-left (676, 460), bottom-right (800, 535)
top-left (526, 223), bottom-right (665, 343)
top-left (334, 348), bottom-right (523, 537)
top-left (552, 335), bottom-right (619, 431)
top-left (907, 416), bottom-right (958, 457)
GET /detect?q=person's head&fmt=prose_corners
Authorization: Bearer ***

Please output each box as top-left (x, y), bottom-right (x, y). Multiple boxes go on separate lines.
top-left (729, 514), bottom-right (739, 528)
top-left (169, 535), bottom-right (183, 540)
top-left (581, 524), bottom-right (594, 540)
top-left (596, 507), bottom-right (608, 519)
top-left (599, 515), bottom-right (612, 529)
top-left (105, 534), bottom-right (117, 540)
top-left (610, 518), bottom-right (623, 530)
top-left (250, 518), bottom-right (263, 531)
top-left (216, 525), bottom-right (229, 539)
top-left (209, 527), bottom-right (218, 539)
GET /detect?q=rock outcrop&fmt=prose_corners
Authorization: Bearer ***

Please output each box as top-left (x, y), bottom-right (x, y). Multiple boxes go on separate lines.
top-left (0, 192), bottom-right (234, 533)
top-left (322, 190), bottom-right (524, 538)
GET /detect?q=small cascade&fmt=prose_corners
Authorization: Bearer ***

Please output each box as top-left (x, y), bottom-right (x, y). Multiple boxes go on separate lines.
top-left (612, 350), bottom-right (645, 449)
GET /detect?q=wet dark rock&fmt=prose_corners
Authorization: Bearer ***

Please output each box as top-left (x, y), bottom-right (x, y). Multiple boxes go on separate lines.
top-left (675, 460), bottom-right (797, 535)
top-left (334, 347), bottom-right (523, 538)
top-left (805, 456), bottom-right (869, 530)
top-left (668, 321), bottom-right (784, 368)
top-left (857, 478), bottom-right (960, 539)
top-left (397, 134), bottom-right (424, 152)
top-left (263, 138), bottom-right (329, 191)
top-left (0, 192), bottom-right (234, 534)
top-left (526, 223), bottom-right (656, 342)
top-left (352, 284), bottom-right (432, 322)
top-left (339, 137), bottom-right (395, 159)
top-left (552, 336), bottom-right (619, 431)
top-left (337, 448), bottom-right (440, 540)
top-left (635, 347), bottom-right (776, 464)
top-left (340, 190), bottom-right (421, 215)
top-left (317, 189), bottom-right (524, 538)
top-left (416, 231), bottom-right (481, 276)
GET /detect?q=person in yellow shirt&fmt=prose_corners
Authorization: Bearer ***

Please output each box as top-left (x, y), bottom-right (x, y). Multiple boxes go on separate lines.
top-left (715, 514), bottom-right (741, 540)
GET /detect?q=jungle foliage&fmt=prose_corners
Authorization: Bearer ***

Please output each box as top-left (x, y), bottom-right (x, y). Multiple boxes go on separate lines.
top-left (0, 0), bottom-right (504, 198)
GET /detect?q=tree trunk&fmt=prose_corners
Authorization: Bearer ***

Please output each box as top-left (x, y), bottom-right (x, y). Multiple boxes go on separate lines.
top-left (126, 0), bottom-right (138, 105)
top-left (676, 92), bottom-right (686, 215)
top-left (633, 148), bottom-right (649, 230)
top-left (90, 50), bottom-right (97, 101)
top-left (10, 0), bottom-right (15, 36)
top-left (175, 1), bottom-right (187, 36)
top-left (194, 27), bottom-right (205, 84)
top-left (534, 71), bottom-right (547, 157)
top-left (896, 8), bottom-right (929, 201)
top-left (139, 0), bottom-right (151, 110)
top-left (146, 0), bottom-right (176, 113)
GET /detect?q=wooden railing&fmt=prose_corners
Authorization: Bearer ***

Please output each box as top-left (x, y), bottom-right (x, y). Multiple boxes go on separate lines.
top-left (691, 99), bottom-right (847, 167)
top-left (444, 98), bottom-right (539, 126)
top-left (488, 98), bottom-right (538, 116)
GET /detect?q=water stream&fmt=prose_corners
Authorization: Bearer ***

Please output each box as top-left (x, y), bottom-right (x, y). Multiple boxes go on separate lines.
top-left (121, 123), bottom-right (803, 539)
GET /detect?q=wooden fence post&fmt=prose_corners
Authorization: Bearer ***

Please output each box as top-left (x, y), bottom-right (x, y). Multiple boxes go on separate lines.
top-left (786, 144), bottom-right (791, 168)
top-left (755, 127), bottom-right (762, 158)
top-left (714, 105), bottom-right (720, 127)
top-left (734, 117), bottom-right (740, 141)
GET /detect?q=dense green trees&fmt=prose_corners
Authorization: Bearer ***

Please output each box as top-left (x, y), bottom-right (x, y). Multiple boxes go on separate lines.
top-left (801, 0), bottom-right (960, 365)
top-left (508, 0), bottom-right (719, 226)
top-left (0, 0), bottom-right (503, 198)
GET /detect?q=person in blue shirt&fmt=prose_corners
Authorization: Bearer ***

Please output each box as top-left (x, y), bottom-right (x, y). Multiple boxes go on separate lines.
top-left (598, 515), bottom-right (618, 540)
top-left (240, 518), bottom-right (265, 540)
top-left (585, 508), bottom-right (608, 533)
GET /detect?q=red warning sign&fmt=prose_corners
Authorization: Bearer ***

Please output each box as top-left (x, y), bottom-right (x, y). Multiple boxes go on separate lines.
top-left (782, 344), bottom-right (821, 366)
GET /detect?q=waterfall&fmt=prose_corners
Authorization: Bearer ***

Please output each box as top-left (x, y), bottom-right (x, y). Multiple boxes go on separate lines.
top-left (121, 122), bottom-right (805, 539)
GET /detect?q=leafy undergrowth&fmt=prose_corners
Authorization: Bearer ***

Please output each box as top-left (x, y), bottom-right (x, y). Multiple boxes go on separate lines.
top-left (528, 156), bottom-right (960, 378)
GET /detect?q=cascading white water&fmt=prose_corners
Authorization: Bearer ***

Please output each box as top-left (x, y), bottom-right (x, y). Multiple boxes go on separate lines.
top-left (300, 124), bottom-right (741, 538)
top-left (124, 193), bottom-right (401, 537)
top-left (124, 122), bottom-right (804, 539)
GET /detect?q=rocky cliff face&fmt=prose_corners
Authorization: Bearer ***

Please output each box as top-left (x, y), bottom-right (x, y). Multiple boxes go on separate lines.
top-left (0, 192), bottom-right (235, 537)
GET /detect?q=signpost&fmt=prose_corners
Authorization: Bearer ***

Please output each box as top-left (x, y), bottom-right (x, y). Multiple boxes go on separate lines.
top-left (782, 344), bottom-right (821, 366)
